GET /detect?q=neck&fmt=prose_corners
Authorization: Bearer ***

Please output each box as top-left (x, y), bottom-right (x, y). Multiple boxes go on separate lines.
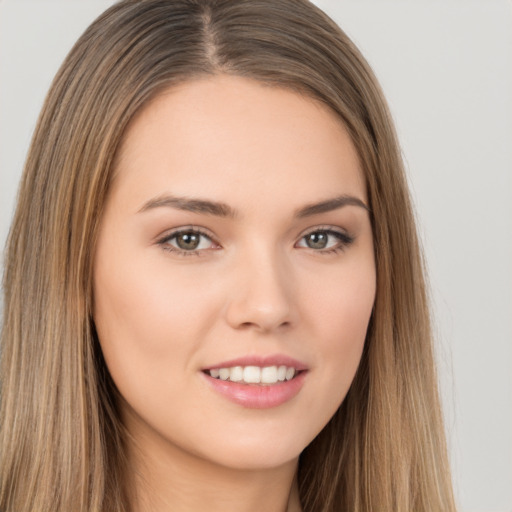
top-left (124, 425), bottom-right (302, 512)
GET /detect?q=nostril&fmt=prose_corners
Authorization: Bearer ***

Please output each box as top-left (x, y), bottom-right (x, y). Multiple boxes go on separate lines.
top-left (223, 277), bottom-right (295, 332)
top-left (236, 319), bottom-right (291, 332)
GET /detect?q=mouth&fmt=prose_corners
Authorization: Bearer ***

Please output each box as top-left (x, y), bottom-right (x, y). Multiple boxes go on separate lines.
top-left (204, 365), bottom-right (302, 385)
top-left (201, 357), bottom-right (308, 408)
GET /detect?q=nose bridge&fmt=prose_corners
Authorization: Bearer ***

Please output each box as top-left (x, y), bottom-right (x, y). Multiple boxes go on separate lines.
top-left (225, 241), bottom-right (295, 332)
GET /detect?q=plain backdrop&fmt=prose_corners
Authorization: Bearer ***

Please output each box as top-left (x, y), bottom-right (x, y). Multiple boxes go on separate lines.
top-left (0, 1), bottom-right (511, 511)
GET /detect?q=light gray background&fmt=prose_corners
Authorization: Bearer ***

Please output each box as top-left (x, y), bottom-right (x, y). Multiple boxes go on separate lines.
top-left (1, 1), bottom-right (511, 511)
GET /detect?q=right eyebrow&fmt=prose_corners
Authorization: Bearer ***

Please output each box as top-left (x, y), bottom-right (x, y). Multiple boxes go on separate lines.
top-left (137, 194), bottom-right (237, 218)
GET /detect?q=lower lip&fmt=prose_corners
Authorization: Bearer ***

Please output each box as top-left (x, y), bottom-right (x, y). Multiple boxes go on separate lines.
top-left (202, 371), bottom-right (307, 409)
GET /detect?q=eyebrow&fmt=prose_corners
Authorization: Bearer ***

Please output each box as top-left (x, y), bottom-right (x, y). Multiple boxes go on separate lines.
top-left (138, 194), bottom-right (369, 218)
top-left (138, 195), bottom-right (237, 218)
top-left (295, 195), bottom-right (370, 218)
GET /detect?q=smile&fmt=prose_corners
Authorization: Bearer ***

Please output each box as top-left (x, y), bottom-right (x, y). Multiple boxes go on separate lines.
top-left (207, 365), bottom-right (298, 385)
top-left (202, 356), bottom-right (308, 409)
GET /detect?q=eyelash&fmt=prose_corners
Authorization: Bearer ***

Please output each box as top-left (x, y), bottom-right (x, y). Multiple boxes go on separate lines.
top-left (298, 226), bottom-right (354, 255)
top-left (157, 227), bottom-right (217, 257)
top-left (156, 226), bottom-right (354, 257)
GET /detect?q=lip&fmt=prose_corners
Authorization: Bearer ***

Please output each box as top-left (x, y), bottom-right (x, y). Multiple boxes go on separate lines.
top-left (202, 371), bottom-right (307, 409)
top-left (201, 354), bottom-right (309, 409)
top-left (202, 354), bottom-right (309, 372)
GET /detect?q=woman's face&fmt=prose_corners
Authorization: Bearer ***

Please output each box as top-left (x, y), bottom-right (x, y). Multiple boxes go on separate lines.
top-left (93, 75), bottom-right (376, 471)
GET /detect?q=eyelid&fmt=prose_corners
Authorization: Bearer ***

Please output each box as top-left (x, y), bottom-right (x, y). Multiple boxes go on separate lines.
top-left (156, 226), bottom-right (220, 256)
top-left (155, 224), bottom-right (354, 257)
top-left (298, 224), bottom-right (352, 240)
top-left (295, 225), bottom-right (355, 251)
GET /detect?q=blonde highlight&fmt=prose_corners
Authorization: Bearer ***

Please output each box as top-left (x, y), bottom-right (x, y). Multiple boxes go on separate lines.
top-left (1, 1), bottom-right (457, 511)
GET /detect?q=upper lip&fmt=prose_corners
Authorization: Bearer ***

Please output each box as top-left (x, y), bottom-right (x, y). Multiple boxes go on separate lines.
top-left (203, 354), bottom-right (309, 371)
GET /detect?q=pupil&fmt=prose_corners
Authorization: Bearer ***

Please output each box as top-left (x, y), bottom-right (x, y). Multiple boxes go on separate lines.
top-left (307, 232), bottom-right (328, 249)
top-left (177, 232), bottom-right (200, 250)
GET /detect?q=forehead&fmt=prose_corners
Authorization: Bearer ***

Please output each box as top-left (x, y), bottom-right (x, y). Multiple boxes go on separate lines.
top-left (112, 74), bottom-right (366, 212)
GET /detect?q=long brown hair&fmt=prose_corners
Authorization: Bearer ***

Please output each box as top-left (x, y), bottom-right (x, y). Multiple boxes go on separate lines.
top-left (0, 1), bottom-right (457, 510)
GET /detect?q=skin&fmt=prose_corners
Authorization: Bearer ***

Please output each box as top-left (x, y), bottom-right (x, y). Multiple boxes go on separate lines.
top-left (93, 74), bottom-right (376, 512)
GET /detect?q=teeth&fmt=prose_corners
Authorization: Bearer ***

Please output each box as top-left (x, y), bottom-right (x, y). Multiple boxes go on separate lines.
top-left (207, 365), bottom-right (298, 384)
top-left (277, 365), bottom-right (287, 381)
top-left (243, 366), bottom-right (261, 383)
top-left (229, 366), bottom-right (243, 382)
top-left (219, 368), bottom-right (230, 381)
top-left (261, 366), bottom-right (278, 384)
top-left (285, 367), bottom-right (295, 381)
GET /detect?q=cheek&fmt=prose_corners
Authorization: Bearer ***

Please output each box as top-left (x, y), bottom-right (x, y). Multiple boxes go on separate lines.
top-left (94, 247), bottom-right (214, 350)
top-left (312, 253), bottom-right (375, 341)
top-left (324, 280), bottom-right (374, 355)
top-left (92, 246), bottom-right (205, 395)
top-left (92, 259), bottom-right (211, 444)
top-left (304, 257), bottom-right (375, 402)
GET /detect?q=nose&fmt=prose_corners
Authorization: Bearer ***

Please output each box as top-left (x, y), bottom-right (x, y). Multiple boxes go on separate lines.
top-left (224, 249), bottom-right (296, 333)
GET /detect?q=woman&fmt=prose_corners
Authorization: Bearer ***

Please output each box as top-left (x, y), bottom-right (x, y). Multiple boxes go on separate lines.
top-left (0, 1), bottom-right (457, 511)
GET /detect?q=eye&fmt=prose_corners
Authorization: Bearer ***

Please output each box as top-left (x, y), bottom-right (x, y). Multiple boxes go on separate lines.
top-left (158, 228), bottom-right (218, 255)
top-left (296, 228), bottom-right (354, 253)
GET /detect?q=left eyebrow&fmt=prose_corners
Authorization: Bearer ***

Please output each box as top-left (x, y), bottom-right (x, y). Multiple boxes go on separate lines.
top-left (294, 195), bottom-right (370, 218)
